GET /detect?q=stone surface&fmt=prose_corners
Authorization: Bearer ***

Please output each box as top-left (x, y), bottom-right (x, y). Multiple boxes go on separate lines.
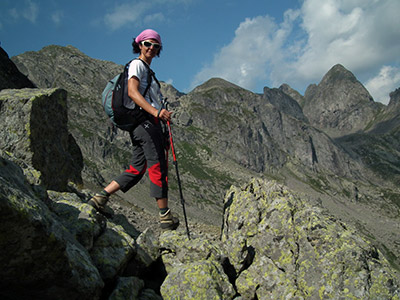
top-left (263, 86), bottom-right (308, 122)
top-left (221, 179), bottom-right (400, 299)
top-left (0, 46), bottom-right (35, 90)
top-left (0, 156), bottom-right (103, 300)
top-left (303, 64), bottom-right (381, 137)
top-left (159, 232), bottom-right (235, 300)
top-left (0, 88), bottom-right (82, 190)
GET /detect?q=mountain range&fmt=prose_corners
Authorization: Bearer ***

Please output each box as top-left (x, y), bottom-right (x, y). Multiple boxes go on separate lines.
top-left (1, 44), bottom-right (399, 299)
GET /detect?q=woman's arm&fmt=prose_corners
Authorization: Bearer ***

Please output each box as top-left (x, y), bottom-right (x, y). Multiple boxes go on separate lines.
top-left (128, 76), bottom-right (172, 121)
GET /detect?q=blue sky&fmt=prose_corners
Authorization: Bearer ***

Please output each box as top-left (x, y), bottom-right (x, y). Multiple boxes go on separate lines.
top-left (1, 0), bottom-right (400, 104)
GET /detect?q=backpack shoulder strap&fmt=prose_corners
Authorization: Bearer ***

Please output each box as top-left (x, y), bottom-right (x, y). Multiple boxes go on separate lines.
top-left (136, 58), bottom-right (161, 98)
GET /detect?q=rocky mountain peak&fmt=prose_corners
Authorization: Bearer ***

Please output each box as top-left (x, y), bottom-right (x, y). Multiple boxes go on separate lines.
top-left (302, 64), bottom-right (380, 137)
top-left (191, 77), bottom-right (244, 94)
top-left (12, 44), bottom-right (122, 100)
top-left (319, 64), bottom-right (360, 87)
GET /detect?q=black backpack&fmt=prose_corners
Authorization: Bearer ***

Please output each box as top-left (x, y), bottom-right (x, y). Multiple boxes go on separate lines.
top-left (101, 58), bottom-right (159, 131)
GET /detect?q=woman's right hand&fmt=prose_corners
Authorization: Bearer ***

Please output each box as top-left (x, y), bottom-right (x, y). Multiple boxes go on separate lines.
top-left (158, 109), bottom-right (172, 122)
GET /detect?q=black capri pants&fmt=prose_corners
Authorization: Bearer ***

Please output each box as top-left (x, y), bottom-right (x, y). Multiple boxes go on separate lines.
top-left (114, 119), bottom-right (168, 199)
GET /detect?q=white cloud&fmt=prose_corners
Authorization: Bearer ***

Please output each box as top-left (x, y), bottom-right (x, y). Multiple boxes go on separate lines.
top-left (22, 0), bottom-right (39, 23)
top-left (191, 13), bottom-right (296, 91)
top-left (192, 0), bottom-right (400, 103)
top-left (6, 1), bottom-right (39, 23)
top-left (51, 11), bottom-right (63, 26)
top-left (290, 0), bottom-right (400, 84)
top-left (104, 2), bottom-right (151, 31)
top-left (144, 12), bottom-right (165, 24)
top-left (8, 8), bottom-right (19, 20)
top-left (365, 66), bottom-right (400, 105)
top-left (104, 0), bottom-right (189, 31)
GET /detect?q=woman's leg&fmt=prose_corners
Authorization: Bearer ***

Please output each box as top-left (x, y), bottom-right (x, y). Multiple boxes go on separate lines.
top-left (134, 120), bottom-right (179, 230)
top-left (104, 180), bottom-right (121, 194)
top-left (89, 135), bottom-right (146, 213)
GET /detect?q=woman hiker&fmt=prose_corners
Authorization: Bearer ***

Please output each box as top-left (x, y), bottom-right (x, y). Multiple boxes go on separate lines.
top-left (88, 29), bottom-right (179, 231)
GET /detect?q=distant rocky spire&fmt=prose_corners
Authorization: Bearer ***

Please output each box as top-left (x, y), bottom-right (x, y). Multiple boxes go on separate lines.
top-left (302, 64), bottom-right (379, 137)
top-left (388, 87), bottom-right (400, 112)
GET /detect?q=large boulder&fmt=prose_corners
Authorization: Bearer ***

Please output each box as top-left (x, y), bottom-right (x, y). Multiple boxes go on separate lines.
top-left (159, 231), bottom-right (236, 300)
top-left (1, 153), bottom-right (399, 299)
top-left (0, 154), bottom-right (164, 299)
top-left (0, 47), bottom-right (35, 90)
top-left (0, 88), bottom-right (83, 190)
top-left (221, 179), bottom-right (400, 299)
top-left (0, 156), bottom-right (103, 300)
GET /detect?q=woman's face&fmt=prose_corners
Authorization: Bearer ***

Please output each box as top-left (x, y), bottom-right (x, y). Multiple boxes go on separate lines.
top-left (139, 38), bottom-right (161, 59)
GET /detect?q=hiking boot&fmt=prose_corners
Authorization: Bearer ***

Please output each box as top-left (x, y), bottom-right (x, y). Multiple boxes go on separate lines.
top-left (88, 193), bottom-right (109, 214)
top-left (159, 209), bottom-right (180, 230)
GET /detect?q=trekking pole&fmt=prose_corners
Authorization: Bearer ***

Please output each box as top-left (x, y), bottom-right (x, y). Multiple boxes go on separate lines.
top-left (165, 112), bottom-right (190, 239)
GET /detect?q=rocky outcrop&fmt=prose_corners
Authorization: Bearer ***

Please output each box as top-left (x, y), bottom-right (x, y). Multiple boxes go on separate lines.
top-left (0, 85), bottom-right (164, 299)
top-left (279, 83), bottom-right (305, 107)
top-left (0, 47), bottom-right (35, 90)
top-left (303, 64), bottom-right (381, 137)
top-left (263, 86), bottom-right (308, 122)
top-left (154, 179), bottom-right (400, 299)
top-left (177, 77), bottom-right (364, 179)
top-left (220, 179), bottom-right (399, 299)
top-left (0, 153), bottom-right (166, 300)
top-left (0, 156), bottom-right (103, 300)
top-left (388, 88), bottom-right (400, 112)
top-left (0, 88), bottom-right (82, 190)
top-left (3, 153), bottom-right (398, 299)
top-left (11, 45), bottom-right (121, 99)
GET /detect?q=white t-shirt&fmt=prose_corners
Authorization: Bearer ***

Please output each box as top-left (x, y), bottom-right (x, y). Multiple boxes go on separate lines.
top-left (124, 59), bottom-right (162, 110)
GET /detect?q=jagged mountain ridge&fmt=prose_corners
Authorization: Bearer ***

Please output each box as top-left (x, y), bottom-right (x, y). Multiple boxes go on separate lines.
top-left (8, 45), bottom-right (400, 270)
top-left (177, 77), bottom-right (362, 178)
top-left (11, 46), bottom-right (396, 185)
top-left (336, 87), bottom-right (400, 183)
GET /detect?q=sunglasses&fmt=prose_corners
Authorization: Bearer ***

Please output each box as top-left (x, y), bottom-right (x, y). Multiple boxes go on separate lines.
top-left (141, 40), bottom-right (161, 49)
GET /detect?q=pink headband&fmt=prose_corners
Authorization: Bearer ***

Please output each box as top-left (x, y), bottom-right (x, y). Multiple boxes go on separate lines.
top-left (135, 29), bottom-right (162, 45)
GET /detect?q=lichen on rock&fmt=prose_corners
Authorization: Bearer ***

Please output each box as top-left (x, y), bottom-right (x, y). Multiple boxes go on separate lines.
top-left (0, 88), bottom-right (83, 191)
top-left (221, 178), bottom-right (400, 299)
